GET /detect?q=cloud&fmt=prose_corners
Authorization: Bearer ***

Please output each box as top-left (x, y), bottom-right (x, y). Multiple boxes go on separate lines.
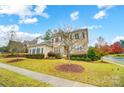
top-left (0, 24), bottom-right (41, 46)
top-left (82, 25), bottom-right (102, 30)
top-left (70, 11), bottom-right (79, 21)
top-left (93, 5), bottom-right (115, 20)
top-left (97, 5), bottom-right (115, 10)
top-left (0, 5), bottom-right (32, 17)
top-left (34, 5), bottom-right (49, 19)
top-left (94, 10), bottom-right (106, 20)
top-left (0, 5), bottom-right (49, 24)
top-left (112, 36), bottom-right (124, 43)
top-left (19, 17), bottom-right (38, 24)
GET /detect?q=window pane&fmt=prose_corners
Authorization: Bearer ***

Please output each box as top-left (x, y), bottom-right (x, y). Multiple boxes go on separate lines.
top-left (37, 48), bottom-right (40, 54)
top-left (75, 33), bottom-right (79, 39)
top-left (32, 49), bottom-right (35, 54)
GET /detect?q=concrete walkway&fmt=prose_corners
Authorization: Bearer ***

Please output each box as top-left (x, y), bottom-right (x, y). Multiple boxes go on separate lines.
top-left (102, 56), bottom-right (124, 67)
top-left (0, 63), bottom-right (95, 87)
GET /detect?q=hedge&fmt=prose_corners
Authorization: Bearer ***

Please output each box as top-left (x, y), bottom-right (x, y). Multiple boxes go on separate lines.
top-left (70, 54), bottom-right (87, 58)
top-left (47, 52), bottom-right (62, 59)
top-left (71, 57), bottom-right (92, 61)
top-left (26, 54), bottom-right (44, 59)
top-left (70, 54), bottom-right (99, 61)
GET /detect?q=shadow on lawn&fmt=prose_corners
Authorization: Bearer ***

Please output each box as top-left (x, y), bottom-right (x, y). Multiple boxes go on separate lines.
top-left (6, 58), bottom-right (25, 63)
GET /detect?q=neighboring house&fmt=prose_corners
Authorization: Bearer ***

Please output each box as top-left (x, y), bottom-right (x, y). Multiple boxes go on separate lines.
top-left (8, 40), bottom-right (26, 53)
top-left (26, 28), bottom-right (88, 57)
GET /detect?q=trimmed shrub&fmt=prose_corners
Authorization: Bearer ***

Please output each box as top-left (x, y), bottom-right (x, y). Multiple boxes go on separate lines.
top-left (70, 54), bottom-right (92, 61)
top-left (26, 54), bottom-right (44, 59)
top-left (70, 52), bottom-right (100, 61)
top-left (87, 47), bottom-right (100, 61)
top-left (47, 52), bottom-right (55, 58)
top-left (55, 53), bottom-right (62, 59)
top-left (47, 52), bottom-right (62, 59)
top-left (70, 54), bottom-right (87, 58)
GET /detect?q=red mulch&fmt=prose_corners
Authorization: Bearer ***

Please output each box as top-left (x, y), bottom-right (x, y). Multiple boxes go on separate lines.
top-left (7, 59), bottom-right (24, 63)
top-left (4, 55), bottom-right (26, 58)
top-left (55, 64), bottom-right (84, 73)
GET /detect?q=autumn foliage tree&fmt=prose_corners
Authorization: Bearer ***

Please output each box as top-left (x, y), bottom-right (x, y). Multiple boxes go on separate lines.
top-left (94, 36), bottom-right (109, 57)
top-left (94, 36), bottom-right (124, 58)
top-left (110, 42), bottom-right (124, 54)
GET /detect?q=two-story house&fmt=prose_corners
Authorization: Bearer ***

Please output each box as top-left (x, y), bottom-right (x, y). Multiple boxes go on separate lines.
top-left (26, 28), bottom-right (88, 57)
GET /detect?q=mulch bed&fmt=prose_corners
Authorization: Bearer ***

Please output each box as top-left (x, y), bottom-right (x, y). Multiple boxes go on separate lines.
top-left (4, 55), bottom-right (26, 58)
top-left (55, 64), bottom-right (84, 73)
top-left (7, 59), bottom-right (25, 63)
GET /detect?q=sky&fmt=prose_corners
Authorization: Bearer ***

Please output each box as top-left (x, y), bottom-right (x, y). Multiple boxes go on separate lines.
top-left (0, 5), bottom-right (124, 47)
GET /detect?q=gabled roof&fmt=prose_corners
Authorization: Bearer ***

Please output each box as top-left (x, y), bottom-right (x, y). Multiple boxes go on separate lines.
top-left (28, 42), bottom-right (53, 48)
top-left (24, 36), bottom-right (43, 46)
top-left (51, 28), bottom-right (88, 37)
top-left (24, 36), bottom-right (53, 48)
top-left (71, 28), bottom-right (88, 33)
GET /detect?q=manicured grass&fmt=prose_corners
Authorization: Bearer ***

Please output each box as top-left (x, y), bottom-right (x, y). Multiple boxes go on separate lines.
top-left (111, 54), bottom-right (124, 58)
top-left (0, 67), bottom-right (51, 87)
top-left (1, 57), bottom-right (124, 86)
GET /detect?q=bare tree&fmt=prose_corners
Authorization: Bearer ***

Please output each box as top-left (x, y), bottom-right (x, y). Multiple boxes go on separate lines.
top-left (96, 36), bottom-right (106, 47)
top-left (5, 30), bottom-right (25, 56)
top-left (9, 30), bottom-right (16, 41)
top-left (55, 25), bottom-right (78, 60)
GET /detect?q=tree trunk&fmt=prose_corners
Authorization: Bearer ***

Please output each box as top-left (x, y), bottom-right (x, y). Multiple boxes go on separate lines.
top-left (66, 48), bottom-right (71, 64)
top-left (67, 51), bottom-right (70, 60)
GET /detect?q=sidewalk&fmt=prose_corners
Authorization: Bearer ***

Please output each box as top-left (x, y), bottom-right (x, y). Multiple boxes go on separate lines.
top-left (0, 63), bottom-right (95, 87)
top-left (0, 85), bottom-right (3, 87)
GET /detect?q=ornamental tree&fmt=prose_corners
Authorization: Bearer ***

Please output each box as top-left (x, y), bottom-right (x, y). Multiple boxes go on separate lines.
top-left (110, 42), bottom-right (123, 54)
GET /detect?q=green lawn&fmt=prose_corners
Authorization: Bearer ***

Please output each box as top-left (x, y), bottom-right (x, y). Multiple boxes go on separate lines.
top-left (111, 54), bottom-right (124, 58)
top-left (1, 57), bottom-right (124, 86)
top-left (0, 67), bottom-right (50, 87)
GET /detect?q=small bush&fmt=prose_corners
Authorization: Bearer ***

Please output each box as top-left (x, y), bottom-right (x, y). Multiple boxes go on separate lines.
top-left (70, 54), bottom-right (87, 58)
top-left (47, 52), bottom-right (62, 59)
top-left (70, 56), bottom-right (92, 61)
top-left (26, 54), bottom-right (44, 59)
top-left (47, 52), bottom-right (55, 58)
top-left (87, 47), bottom-right (100, 61)
top-left (55, 53), bottom-right (62, 59)
top-left (70, 52), bottom-right (100, 61)
top-left (70, 54), bottom-right (92, 61)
